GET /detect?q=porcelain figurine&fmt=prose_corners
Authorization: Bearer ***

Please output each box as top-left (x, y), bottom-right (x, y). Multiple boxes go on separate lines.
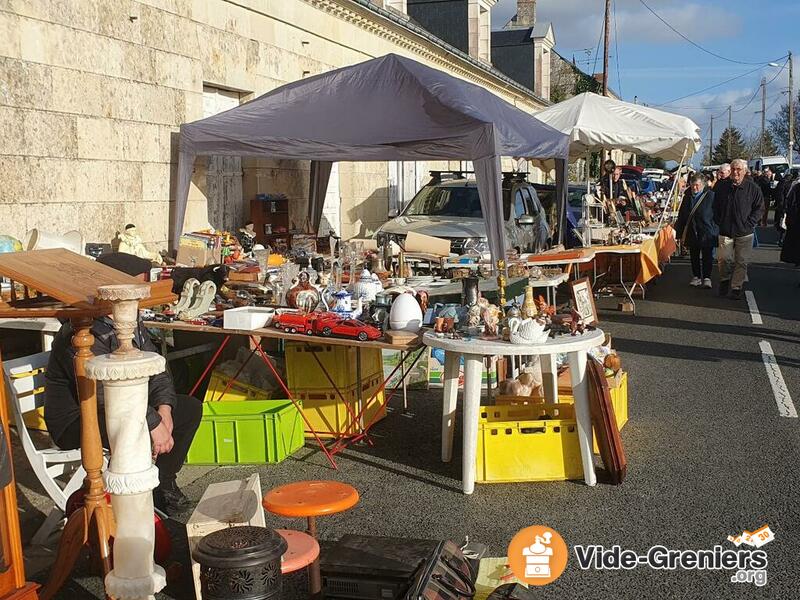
top-left (481, 304), bottom-right (501, 339)
top-left (389, 292), bottom-right (423, 332)
top-left (467, 304), bottom-right (482, 328)
top-left (237, 221), bottom-right (257, 255)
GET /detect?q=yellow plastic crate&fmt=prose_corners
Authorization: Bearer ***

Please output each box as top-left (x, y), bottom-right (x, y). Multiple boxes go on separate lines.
top-left (286, 342), bottom-right (383, 390)
top-left (291, 373), bottom-right (386, 439)
top-left (557, 371), bottom-right (628, 429)
top-left (203, 370), bottom-right (272, 402)
top-left (8, 407), bottom-right (48, 432)
top-left (476, 403), bottom-right (584, 483)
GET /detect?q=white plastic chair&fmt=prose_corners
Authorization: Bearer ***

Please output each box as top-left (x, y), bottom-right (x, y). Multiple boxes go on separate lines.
top-left (2, 352), bottom-right (87, 545)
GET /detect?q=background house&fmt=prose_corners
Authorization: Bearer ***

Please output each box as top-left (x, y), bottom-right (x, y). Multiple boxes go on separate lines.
top-left (0, 0), bottom-right (549, 254)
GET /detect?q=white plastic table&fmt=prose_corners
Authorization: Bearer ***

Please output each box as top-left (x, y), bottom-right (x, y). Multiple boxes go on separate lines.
top-left (423, 328), bottom-right (605, 494)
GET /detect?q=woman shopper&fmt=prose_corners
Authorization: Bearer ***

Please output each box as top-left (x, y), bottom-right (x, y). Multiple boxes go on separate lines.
top-left (676, 173), bottom-right (718, 289)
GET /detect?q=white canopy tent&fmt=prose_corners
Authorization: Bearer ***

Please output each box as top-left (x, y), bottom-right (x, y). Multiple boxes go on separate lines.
top-left (532, 92), bottom-right (701, 161)
top-left (532, 92), bottom-right (702, 239)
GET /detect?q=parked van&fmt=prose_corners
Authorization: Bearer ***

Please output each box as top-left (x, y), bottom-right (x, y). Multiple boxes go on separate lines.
top-left (748, 155), bottom-right (789, 176)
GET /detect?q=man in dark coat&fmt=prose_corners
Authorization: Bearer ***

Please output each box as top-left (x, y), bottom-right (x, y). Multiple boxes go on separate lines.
top-left (712, 159), bottom-right (764, 299)
top-left (780, 182), bottom-right (800, 269)
top-left (675, 173), bottom-right (718, 288)
top-left (45, 253), bottom-right (202, 515)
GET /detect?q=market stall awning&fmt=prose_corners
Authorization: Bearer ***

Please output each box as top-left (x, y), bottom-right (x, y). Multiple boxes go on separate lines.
top-left (175, 53), bottom-right (570, 265)
top-left (532, 92), bottom-right (701, 161)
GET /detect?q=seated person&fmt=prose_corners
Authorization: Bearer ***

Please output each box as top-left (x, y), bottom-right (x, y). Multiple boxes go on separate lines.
top-left (44, 253), bottom-right (202, 515)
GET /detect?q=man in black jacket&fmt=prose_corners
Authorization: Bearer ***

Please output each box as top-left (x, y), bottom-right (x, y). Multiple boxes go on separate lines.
top-left (44, 254), bottom-right (202, 515)
top-left (713, 159), bottom-right (765, 299)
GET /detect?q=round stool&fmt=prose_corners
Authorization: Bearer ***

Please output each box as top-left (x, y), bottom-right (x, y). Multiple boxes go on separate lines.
top-left (263, 481), bottom-right (359, 597)
top-left (277, 529), bottom-right (320, 575)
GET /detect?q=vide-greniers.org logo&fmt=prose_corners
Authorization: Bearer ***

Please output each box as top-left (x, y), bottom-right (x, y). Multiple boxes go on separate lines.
top-left (573, 545), bottom-right (768, 586)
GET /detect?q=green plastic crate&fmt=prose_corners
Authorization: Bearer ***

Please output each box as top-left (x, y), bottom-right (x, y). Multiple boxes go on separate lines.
top-left (186, 400), bottom-right (304, 465)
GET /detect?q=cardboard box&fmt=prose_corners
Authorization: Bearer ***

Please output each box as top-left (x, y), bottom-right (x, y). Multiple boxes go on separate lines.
top-left (176, 235), bottom-right (222, 267)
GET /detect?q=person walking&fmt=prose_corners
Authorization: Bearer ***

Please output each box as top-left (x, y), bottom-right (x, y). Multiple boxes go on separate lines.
top-left (676, 173), bottom-right (717, 288)
top-left (757, 167), bottom-right (776, 226)
top-left (775, 171), bottom-right (795, 245)
top-left (713, 159), bottom-right (765, 299)
top-left (780, 181), bottom-right (800, 279)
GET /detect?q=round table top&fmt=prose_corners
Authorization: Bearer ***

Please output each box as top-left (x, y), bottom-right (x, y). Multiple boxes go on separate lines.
top-left (263, 480), bottom-right (360, 518)
top-left (422, 327), bottom-right (605, 356)
top-left (277, 529), bottom-right (320, 574)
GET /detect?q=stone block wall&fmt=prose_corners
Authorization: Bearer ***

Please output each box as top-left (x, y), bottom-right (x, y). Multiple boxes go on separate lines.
top-left (1, 0), bottom-right (546, 253)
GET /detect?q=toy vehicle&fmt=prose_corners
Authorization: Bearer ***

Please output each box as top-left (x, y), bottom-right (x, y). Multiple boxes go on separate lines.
top-left (273, 311), bottom-right (316, 334)
top-left (312, 313), bottom-right (382, 341)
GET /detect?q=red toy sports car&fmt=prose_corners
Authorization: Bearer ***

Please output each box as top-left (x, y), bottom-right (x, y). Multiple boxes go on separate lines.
top-left (312, 313), bottom-right (382, 341)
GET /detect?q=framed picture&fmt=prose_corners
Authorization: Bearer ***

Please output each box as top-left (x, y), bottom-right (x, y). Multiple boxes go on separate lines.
top-left (569, 277), bottom-right (599, 325)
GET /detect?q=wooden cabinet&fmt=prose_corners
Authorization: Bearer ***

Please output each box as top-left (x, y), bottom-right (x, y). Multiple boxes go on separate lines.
top-left (0, 353), bottom-right (39, 600)
top-left (250, 195), bottom-right (291, 252)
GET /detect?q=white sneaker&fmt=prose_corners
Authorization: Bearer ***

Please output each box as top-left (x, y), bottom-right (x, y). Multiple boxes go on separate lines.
top-left (689, 277), bottom-right (702, 287)
top-left (702, 278), bottom-right (712, 289)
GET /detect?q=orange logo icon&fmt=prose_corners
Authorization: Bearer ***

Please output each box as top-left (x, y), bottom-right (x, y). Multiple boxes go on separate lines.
top-left (507, 525), bottom-right (568, 585)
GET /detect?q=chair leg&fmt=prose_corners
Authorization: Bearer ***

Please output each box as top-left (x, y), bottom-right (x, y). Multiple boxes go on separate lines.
top-left (30, 506), bottom-right (65, 547)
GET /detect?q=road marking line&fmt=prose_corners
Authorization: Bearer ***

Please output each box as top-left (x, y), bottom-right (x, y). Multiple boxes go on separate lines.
top-left (759, 341), bottom-right (797, 418)
top-left (745, 291), bottom-right (763, 324)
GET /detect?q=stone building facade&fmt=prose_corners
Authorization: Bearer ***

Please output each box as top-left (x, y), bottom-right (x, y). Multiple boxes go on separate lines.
top-left (0, 0), bottom-right (549, 254)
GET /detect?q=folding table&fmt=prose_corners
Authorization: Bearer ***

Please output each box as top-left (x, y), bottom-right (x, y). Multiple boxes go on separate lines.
top-left (144, 320), bottom-right (424, 468)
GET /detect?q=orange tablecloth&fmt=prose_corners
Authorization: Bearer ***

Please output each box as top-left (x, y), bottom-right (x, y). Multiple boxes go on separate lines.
top-left (654, 224), bottom-right (677, 263)
top-left (592, 239), bottom-right (661, 285)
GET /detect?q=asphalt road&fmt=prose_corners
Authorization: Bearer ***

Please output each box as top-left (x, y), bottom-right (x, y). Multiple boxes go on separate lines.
top-left (14, 224), bottom-right (800, 599)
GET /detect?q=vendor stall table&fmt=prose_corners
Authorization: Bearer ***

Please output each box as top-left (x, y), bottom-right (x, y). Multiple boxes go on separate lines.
top-left (423, 328), bottom-right (605, 494)
top-left (591, 240), bottom-right (661, 313)
top-left (523, 249), bottom-right (597, 281)
top-left (144, 320), bottom-right (424, 468)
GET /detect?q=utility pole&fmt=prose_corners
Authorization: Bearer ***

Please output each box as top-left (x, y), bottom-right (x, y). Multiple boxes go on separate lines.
top-left (709, 115), bottom-right (714, 164)
top-left (602, 0), bottom-right (611, 97)
top-left (789, 50), bottom-right (794, 167)
top-left (760, 76), bottom-right (767, 155)
top-left (727, 105), bottom-right (732, 160)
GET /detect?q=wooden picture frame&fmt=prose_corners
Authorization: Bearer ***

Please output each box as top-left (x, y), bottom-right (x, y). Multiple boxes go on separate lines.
top-left (569, 277), bottom-right (599, 325)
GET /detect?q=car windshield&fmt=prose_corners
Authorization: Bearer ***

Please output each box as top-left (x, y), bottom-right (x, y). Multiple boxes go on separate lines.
top-left (403, 185), bottom-right (484, 218)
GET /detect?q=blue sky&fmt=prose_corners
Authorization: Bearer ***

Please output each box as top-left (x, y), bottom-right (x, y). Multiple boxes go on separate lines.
top-left (492, 0), bottom-right (800, 155)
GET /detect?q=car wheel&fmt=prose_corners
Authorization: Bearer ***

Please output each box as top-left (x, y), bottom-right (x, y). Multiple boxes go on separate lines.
top-left (358, 332), bottom-right (368, 341)
top-left (322, 326), bottom-right (332, 336)
top-left (274, 323), bottom-right (282, 329)
top-left (288, 327), bottom-right (296, 334)
top-left (306, 329), bottom-right (314, 335)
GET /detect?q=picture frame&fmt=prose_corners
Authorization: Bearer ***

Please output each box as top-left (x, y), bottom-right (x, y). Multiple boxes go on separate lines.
top-left (569, 277), bottom-right (599, 325)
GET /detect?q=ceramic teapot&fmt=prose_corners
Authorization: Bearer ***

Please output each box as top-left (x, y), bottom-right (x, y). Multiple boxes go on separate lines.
top-left (507, 316), bottom-right (549, 345)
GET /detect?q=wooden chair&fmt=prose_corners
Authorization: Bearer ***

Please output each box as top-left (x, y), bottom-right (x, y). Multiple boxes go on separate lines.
top-left (2, 352), bottom-right (87, 545)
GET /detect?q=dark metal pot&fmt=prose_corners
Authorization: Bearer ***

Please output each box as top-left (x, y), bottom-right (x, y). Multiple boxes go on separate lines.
top-left (192, 526), bottom-right (288, 600)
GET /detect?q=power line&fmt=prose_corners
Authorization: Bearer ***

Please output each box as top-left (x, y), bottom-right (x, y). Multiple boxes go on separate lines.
top-left (613, 0), bottom-right (623, 99)
top-left (637, 0), bottom-right (788, 66)
top-left (654, 65), bottom-right (765, 106)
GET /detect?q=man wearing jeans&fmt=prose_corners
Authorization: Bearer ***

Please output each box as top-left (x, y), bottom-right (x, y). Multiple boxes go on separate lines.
top-left (712, 159), bottom-right (764, 299)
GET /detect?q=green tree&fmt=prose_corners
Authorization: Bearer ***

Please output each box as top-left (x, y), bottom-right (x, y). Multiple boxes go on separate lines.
top-left (636, 155), bottom-right (667, 170)
top-left (711, 127), bottom-right (747, 163)
top-left (768, 91), bottom-right (800, 154)
top-left (745, 130), bottom-right (779, 157)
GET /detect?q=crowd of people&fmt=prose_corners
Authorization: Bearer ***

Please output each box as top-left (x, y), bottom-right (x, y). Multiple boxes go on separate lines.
top-left (675, 158), bottom-right (800, 297)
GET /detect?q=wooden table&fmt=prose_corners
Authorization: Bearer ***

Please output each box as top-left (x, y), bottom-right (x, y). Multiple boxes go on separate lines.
top-left (424, 329), bottom-right (605, 494)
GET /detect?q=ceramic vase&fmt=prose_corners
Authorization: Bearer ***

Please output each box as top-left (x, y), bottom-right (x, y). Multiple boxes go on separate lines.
top-left (521, 285), bottom-right (537, 319)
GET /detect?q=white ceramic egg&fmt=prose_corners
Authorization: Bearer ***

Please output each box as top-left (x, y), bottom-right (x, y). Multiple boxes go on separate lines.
top-left (389, 292), bottom-right (423, 332)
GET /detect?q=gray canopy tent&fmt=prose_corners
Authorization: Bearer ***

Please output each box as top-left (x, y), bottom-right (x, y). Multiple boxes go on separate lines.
top-left (175, 54), bottom-right (570, 266)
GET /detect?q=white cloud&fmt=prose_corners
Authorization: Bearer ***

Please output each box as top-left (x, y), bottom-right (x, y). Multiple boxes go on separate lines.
top-left (492, 0), bottom-right (741, 51)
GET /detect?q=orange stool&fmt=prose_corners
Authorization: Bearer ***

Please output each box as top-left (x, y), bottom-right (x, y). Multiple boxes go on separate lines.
top-left (277, 529), bottom-right (320, 574)
top-left (264, 481), bottom-right (359, 597)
